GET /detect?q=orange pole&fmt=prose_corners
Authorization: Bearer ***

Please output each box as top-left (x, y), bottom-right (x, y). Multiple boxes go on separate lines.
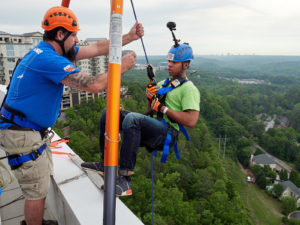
top-left (61, 0), bottom-right (70, 7)
top-left (105, 0), bottom-right (123, 167)
top-left (104, 0), bottom-right (123, 224)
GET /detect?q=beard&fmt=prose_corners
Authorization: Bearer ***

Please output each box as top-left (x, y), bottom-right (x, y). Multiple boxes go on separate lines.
top-left (65, 45), bottom-right (76, 62)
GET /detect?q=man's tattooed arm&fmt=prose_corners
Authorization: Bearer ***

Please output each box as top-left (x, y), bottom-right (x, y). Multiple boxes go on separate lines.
top-left (61, 71), bottom-right (108, 93)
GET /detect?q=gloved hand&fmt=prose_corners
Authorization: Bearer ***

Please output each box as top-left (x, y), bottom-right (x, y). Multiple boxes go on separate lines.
top-left (151, 98), bottom-right (163, 112)
top-left (146, 82), bottom-right (158, 100)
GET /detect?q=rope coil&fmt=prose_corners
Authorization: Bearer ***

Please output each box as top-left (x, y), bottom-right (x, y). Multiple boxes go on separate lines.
top-left (104, 132), bottom-right (121, 143)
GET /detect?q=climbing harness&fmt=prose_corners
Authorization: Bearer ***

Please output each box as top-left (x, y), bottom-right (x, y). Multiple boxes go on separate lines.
top-left (0, 58), bottom-right (52, 171)
top-left (1, 104), bottom-right (44, 131)
top-left (6, 144), bottom-right (47, 170)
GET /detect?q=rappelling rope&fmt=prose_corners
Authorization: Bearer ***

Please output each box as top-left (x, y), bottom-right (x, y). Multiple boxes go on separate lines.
top-left (129, 0), bottom-right (150, 65)
top-left (151, 153), bottom-right (155, 225)
top-left (129, 1), bottom-right (154, 224)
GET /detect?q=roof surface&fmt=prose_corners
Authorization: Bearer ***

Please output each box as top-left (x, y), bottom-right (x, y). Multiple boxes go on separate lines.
top-left (279, 180), bottom-right (300, 196)
top-left (253, 154), bottom-right (276, 165)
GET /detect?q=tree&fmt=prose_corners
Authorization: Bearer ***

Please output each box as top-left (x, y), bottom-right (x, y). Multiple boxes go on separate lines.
top-left (251, 164), bottom-right (262, 176)
top-left (290, 170), bottom-right (300, 188)
top-left (256, 172), bottom-right (267, 189)
top-left (263, 165), bottom-right (276, 183)
top-left (280, 169), bottom-right (289, 181)
top-left (295, 153), bottom-right (300, 172)
top-left (254, 148), bottom-right (264, 156)
top-left (282, 197), bottom-right (297, 215)
top-left (237, 146), bottom-right (252, 168)
top-left (273, 184), bottom-right (283, 198)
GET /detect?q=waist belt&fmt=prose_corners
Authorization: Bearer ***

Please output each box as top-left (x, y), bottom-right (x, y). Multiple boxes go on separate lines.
top-left (1, 106), bottom-right (43, 131)
top-left (7, 144), bottom-right (47, 169)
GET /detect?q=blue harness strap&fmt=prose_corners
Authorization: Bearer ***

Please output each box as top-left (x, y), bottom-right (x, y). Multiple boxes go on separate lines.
top-left (1, 106), bottom-right (43, 131)
top-left (160, 130), bottom-right (173, 163)
top-left (154, 78), bottom-right (191, 163)
top-left (155, 119), bottom-right (190, 163)
top-left (7, 144), bottom-right (47, 167)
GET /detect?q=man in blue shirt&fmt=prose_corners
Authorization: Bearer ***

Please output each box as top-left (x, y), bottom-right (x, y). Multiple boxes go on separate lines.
top-left (0, 6), bottom-right (143, 225)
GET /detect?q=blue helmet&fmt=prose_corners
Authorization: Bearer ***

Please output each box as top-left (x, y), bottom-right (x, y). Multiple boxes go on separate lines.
top-left (167, 43), bottom-right (193, 62)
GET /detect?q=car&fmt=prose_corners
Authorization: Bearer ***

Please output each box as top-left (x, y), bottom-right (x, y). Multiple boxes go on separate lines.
top-left (247, 176), bottom-right (251, 183)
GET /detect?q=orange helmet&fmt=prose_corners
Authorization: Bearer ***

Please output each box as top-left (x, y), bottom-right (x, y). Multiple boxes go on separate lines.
top-left (42, 6), bottom-right (80, 32)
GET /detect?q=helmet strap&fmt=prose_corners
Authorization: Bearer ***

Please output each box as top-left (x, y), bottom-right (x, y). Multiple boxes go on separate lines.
top-left (54, 31), bottom-right (72, 55)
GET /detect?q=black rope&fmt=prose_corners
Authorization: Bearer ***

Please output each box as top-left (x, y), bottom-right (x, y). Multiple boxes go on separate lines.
top-left (0, 155), bottom-right (7, 160)
top-left (129, 0), bottom-right (150, 65)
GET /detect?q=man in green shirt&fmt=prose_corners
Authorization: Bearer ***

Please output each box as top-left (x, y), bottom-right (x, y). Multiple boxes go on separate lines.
top-left (82, 43), bottom-right (200, 196)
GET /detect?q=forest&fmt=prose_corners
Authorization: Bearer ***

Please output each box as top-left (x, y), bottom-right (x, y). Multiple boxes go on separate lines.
top-left (54, 55), bottom-right (300, 225)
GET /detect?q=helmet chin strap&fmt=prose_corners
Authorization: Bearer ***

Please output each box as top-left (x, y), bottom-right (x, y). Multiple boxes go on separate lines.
top-left (54, 31), bottom-right (72, 55)
top-left (172, 63), bottom-right (186, 79)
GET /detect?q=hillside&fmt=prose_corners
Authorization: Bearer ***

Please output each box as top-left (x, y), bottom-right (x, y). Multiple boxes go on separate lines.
top-left (54, 55), bottom-right (300, 224)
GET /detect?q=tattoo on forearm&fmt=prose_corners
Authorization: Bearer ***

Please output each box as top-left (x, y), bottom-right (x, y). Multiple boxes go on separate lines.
top-left (63, 72), bottom-right (96, 88)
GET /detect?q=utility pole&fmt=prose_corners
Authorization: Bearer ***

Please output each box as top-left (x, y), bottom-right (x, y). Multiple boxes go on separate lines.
top-left (223, 135), bottom-right (227, 158)
top-left (218, 135), bottom-right (221, 158)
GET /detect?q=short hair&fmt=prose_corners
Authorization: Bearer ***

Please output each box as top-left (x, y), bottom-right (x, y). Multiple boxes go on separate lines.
top-left (43, 26), bottom-right (68, 41)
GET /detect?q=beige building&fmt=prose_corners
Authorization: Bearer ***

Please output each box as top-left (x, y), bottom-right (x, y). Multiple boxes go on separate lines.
top-left (0, 32), bottom-right (110, 109)
top-left (75, 38), bottom-right (108, 76)
top-left (62, 38), bottom-right (109, 109)
top-left (0, 31), bottom-right (43, 85)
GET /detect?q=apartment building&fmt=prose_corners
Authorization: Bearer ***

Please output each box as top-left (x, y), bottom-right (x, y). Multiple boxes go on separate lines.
top-left (61, 38), bottom-right (109, 109)
top-left (0, 31), bottom-right (43, 84)
top-left (0, 31), bottom-right (109, 109)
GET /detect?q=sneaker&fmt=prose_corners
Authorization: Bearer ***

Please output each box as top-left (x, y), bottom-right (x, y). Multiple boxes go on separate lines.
top-left (81, 161), bottom-right (104, 176)
top-left (20, 220), bottom-right (58, 225)
top-left (116, 176), bottom-right (132, 196)
top-left (42, 220), bottom-right (59, 225)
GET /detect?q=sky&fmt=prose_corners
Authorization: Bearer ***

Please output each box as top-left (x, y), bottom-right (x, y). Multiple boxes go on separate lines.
top-left (1, 0), bottom-right (300, 56)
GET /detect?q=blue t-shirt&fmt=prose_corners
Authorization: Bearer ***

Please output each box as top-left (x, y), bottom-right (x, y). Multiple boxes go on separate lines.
top-left (0, 41), bottom-right (80, 128)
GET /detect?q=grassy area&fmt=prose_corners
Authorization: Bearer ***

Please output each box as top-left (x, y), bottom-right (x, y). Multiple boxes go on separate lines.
top-left (224, 159), bottom-right (283, 225)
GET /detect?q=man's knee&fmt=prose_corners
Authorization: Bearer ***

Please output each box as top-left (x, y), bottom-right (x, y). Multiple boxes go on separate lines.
top-left (100, 108), bottom-right (107, 121)
top-left (122, 112), bottom-right (142, 129)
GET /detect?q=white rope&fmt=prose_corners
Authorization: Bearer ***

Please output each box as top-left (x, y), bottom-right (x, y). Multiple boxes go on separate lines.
top-left (104, 132), bottom-right (121, 143)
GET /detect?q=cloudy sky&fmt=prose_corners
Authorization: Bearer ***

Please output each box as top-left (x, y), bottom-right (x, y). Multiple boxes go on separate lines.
top-left (1, 0), bottom-right (300, 56)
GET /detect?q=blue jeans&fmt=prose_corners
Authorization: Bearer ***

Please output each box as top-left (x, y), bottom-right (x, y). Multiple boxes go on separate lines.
top-left (99, 108), bottom-right (177, 172)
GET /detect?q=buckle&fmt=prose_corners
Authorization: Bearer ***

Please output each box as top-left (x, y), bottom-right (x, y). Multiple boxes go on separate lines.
top-left (7, 154), bottom-right (23, 170)
top-left (29, 150), bottom-right (40, 161)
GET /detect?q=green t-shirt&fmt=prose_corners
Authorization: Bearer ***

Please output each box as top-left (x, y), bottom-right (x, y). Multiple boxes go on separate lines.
top-left (157, 79), bottom-right (200, 131)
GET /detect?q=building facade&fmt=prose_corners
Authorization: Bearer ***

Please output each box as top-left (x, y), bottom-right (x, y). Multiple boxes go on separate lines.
top-left (0, 31), bottom-right (43, 85)
top-left (61, 38), bottom-right (109, 109)
top-left (0, 32), bottom-right (117, 109)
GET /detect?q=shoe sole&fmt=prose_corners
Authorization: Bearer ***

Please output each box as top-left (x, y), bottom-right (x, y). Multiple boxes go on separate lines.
top-left (100, 185), bottom-right (132, 197)
top-left (81, 167), bottom-right (104, 176)
top-left (116, 189), bottom-right (132, 197)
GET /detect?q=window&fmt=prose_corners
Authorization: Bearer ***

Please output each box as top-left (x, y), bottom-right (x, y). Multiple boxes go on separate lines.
top-left (7, 58), bottom-right (15, 62)
top-left (6, 44), bottom-right (14, 56)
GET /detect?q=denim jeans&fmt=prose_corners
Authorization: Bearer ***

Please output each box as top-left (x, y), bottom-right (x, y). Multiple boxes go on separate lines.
top-left (99, 108), bottom-right (173, 171)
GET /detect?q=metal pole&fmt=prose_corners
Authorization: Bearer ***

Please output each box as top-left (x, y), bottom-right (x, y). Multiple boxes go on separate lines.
top-left (61, 0), bottom-right (70, 7)
top-left (104, 0), bottom-right (123, 225)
